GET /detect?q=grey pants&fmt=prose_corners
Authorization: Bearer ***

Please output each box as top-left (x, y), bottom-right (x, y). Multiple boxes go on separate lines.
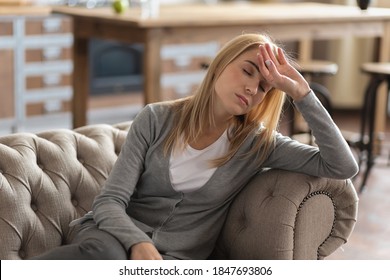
top-left (30, 220), bottom-right (128, 260)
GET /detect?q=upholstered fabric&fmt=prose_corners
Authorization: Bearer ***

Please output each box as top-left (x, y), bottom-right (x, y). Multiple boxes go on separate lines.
top-left (0, 122), bottom-right (358, 260)
top-left (0, 123), bottom-right (128, 260)
top-left (213, 169), bottom-right (358, 260)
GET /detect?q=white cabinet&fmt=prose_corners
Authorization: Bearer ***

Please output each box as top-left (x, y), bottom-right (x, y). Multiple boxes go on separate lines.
top-left (0, 14), bottom-right (73, 132)
top-left (160, 41), bottom-right (220, 100)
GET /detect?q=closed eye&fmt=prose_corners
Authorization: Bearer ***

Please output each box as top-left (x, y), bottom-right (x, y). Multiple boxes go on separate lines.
top-left (245, 60), bottom-right (260, 73)
top-left (243, 68), bottom-right (252, 76)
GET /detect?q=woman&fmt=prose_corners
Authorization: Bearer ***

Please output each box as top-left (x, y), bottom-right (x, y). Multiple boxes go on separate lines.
top-left (32, 33), bottom-right (358, 260)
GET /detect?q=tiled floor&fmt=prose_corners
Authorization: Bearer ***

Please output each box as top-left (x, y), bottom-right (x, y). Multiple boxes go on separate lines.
top-left (328, 163), bottom-right (390, 260)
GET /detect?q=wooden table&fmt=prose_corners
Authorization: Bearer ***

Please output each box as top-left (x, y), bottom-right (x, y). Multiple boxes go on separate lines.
top-left (0, 6), bottom-right (51, 15)
top-left (52, 2), bottom-right (390, 131)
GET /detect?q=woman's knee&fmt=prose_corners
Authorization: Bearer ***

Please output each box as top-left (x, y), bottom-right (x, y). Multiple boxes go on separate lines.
top-left (78, 237), bottom-right (127, 260)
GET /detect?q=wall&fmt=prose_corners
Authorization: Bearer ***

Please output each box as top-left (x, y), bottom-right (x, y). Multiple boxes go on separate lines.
top-left (323, 0), bottom-right (379, 109)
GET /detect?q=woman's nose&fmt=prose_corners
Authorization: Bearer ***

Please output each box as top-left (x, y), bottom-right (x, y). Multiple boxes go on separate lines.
top-left (246, 85), bottom-right (258, 96)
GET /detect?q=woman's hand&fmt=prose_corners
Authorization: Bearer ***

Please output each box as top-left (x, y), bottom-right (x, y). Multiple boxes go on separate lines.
top-left (257, 43), bottom-right (311, 101)
top-left (130, 242), bottom-right (163, 260)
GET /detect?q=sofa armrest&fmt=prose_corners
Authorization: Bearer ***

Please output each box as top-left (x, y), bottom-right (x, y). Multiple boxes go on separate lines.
top-left (212, 169), bottom-right (358, 260)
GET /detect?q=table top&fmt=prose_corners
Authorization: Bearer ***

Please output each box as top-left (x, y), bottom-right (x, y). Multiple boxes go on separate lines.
top-left (52, 2), bottom-right (390, 28)
top-left (0, 5), bottom-right (51, 16)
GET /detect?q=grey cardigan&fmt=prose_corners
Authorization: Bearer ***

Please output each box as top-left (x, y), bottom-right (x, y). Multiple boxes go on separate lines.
top-left (75, 91), bottom-right (358, 260)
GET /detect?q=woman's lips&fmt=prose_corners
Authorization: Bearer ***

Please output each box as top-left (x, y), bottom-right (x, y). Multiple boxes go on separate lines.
top-left (236, 94), bottom-right (249, 106)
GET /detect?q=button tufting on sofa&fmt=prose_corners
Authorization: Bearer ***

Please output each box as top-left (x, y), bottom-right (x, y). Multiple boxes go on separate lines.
top-left (78, 158), bottom-right (85, 165)
top-left (71, 199), bottom-right (78, 207)
top-left (19, 250), bottom-right (26, 259)
top-left (31, 204), bottom-right (38, 212)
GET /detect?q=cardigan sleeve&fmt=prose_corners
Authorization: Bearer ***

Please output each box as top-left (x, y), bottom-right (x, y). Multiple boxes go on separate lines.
top-left (91, 105), bottom-right (155, 252)
top-left (263, 91), bottom-right (358, 179)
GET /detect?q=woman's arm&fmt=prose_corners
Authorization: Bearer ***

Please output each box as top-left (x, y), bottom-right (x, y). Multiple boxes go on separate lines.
top-left (91, 105), bottom-right (161, 258)
top-left (258, 43), bottom-right (358, 179)
top-left (264, 91), bottom-right (358, 179)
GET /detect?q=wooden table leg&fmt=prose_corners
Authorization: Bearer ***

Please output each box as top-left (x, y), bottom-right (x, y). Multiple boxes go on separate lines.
top-left (72, 34), bottom-right (89, 128)
top-left (298, 38), bottom-right (313, 63)
top-left (143, 29), bottom-right (163, 104)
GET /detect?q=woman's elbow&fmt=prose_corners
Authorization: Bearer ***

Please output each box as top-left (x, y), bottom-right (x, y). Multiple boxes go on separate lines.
top-left (338, 159), bottom-right (359, 179)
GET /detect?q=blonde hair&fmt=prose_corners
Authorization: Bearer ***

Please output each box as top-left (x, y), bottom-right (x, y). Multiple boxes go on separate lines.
top-left (164, 33), bottom-right (287, 167)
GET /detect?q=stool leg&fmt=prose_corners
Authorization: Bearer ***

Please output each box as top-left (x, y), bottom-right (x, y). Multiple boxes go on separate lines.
top-left (359, 76), bottom-right (383, 193)
top-left (387, 76), bottom-right (390, 167)
top-left (309, 82), bottom-right (333, 115)
top-left (356, 78), bottom-right (372, 169)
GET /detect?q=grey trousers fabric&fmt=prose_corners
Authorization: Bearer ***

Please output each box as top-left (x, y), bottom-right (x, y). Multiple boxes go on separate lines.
top-left (30, 220), bottom-right (128, 260)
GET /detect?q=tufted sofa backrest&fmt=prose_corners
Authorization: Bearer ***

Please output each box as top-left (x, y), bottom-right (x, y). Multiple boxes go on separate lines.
top-left (0, 122), bottom-right (131, 259)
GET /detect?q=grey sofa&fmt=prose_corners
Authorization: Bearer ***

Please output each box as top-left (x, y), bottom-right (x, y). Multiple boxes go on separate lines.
top-left (0, 122), bottom-right (358, 260)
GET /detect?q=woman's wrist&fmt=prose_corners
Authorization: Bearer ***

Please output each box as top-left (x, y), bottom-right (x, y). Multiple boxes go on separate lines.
top-left (288, 86), bottom-right (311, 101)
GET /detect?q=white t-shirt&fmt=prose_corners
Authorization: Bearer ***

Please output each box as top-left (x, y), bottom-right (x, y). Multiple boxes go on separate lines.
top-left (169, 130), bottom-right (229, 193)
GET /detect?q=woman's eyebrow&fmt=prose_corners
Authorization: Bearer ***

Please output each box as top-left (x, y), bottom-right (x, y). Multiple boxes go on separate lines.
top-left (245, 60), bottom-right (260, 73)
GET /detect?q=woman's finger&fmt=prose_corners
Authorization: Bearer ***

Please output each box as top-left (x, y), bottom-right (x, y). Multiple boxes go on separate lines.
top-left (263, 59), bottom-right (281, 85)
top-left (277, 47), bottom-right (288, 65)
top-left (265, 43), bottom-right (280, 66)
top-left (258, 44), bottom-right (271, 63)
top-left (257, 50), bottom-right (270, 76)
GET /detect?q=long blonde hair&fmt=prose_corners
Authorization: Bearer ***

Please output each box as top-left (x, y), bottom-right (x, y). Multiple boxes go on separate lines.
top-left (164, 33), bottom-right (287, 167)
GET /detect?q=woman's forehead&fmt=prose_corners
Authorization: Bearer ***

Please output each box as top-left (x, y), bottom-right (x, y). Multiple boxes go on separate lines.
top-left (244, 47), bottom-right (259, 56)
top-left (236, 48), bottom-right (259, 63)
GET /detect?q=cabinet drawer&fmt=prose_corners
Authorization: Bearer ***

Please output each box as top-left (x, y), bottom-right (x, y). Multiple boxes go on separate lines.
top-left (26, 100), bottom-right (70, 116)
top-left (162, 56), bottom-right (210, 74)
top-left (26, 73), bottom-right (71, 90)
top-left (0, 49), bottom-right (14, 118)
top-left (161, 71), bottom-right (206, 100)
top-left (0, 49), bottom-right (13, 76)
top-left (0, 20), bottom-right (13, 36)
top-left (25, 47), bottom-right (72, 63)
top-left (25, 16), bottom-right (72, 35)
top-left (161, 42), bottom-right (218, 73)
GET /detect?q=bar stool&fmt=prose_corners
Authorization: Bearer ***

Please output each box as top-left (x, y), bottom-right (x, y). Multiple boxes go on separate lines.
top-left (286, 60), bottom-right (338, 143)
top-left (298, 60), bottom-right (337, 115)
top-left (349, 62), bottom-right (390, 193)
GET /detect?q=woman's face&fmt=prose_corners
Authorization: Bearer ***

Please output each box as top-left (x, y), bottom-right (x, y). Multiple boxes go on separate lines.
top-left (214, 47), bottom-right (272, 118)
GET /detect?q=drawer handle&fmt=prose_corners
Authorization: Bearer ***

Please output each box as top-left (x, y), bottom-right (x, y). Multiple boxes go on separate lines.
top-left (43, 47), bottom-right (62, 60)
top-left (43, 74), bottom-right (61, 86)
top-left (43, 18), bottom-right (62, 33)
top-left (174, 55), bottom-right (191, 69)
